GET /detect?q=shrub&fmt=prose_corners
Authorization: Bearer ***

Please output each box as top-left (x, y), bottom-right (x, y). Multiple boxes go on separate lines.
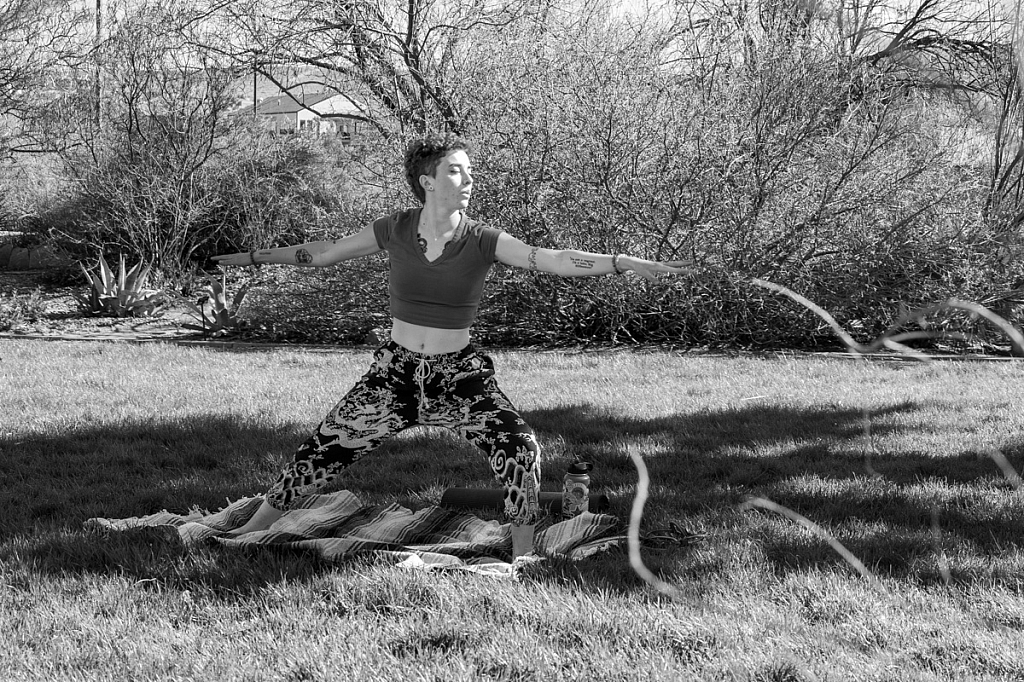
top-left (451, 11), bottom-right (1024, 352)
top-left (0, 288), bottom-right (48, 331)
top-left (76, 253), bottom-right (167, 318)
top-left (25, 0), bottom-right (378, 284)
top-left (33, 122), bottom-right (375, 286)
top-left (214, 43), bottom-right (1024, 352)
top-left (13, 0), bottom-right (1024, 352)
top-left (177, 271), bottom-right (249, 337)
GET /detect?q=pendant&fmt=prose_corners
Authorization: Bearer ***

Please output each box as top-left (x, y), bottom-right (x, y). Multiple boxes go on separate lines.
top-left (418, 235), bottom-right (453, 255)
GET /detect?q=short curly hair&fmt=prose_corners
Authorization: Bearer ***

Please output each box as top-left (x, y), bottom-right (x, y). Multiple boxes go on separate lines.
top-left (403, 133), bottom-right (471, 204)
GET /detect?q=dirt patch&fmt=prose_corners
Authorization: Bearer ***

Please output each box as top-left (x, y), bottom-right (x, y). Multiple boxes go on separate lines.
top-left (0, 270), bottom-right (376, 351)
top-left (0, 270), bottom-right (199, 342)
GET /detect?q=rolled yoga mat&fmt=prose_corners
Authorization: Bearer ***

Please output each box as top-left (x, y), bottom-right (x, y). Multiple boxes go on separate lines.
top-left (440, 488), bottom-right (609, 515)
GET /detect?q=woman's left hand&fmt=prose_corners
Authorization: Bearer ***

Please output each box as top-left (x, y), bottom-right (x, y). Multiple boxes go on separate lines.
top-left (622, 258), bottom-right (695, 283)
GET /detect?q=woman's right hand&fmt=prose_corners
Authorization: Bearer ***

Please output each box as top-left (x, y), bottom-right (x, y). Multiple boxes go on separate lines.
top-left (211, 251), bottom-right (256, 267)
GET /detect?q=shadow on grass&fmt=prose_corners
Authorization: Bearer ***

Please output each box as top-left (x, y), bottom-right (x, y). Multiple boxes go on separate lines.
top-left (0, 413), bottom-right (490, 596)
top-left (2, 400), bottom-right (1022, 593)
top-left (524, 401), bottom-right (1024, 587)
top-left (0, 415), bottom-right (301, 532)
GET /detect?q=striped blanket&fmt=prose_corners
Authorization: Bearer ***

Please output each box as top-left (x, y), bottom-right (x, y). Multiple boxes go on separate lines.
top-left (86, 491), bottom-right (623, 578)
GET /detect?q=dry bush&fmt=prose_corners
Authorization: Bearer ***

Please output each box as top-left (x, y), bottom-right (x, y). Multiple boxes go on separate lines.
top-left (33, 119), bottom-right (368, 286)
top-left (445, 4), bottom-right (1024, 351)
top-left (13, 0), bottom-right (1024, 350)
top-left (25, 2), bottom-right (373, 284)
top-left (235, 4), bottom-right (1023, 351)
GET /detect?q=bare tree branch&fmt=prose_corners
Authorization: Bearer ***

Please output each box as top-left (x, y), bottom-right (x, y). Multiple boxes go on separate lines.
top-left (177, 0), bottom-right (538, 134)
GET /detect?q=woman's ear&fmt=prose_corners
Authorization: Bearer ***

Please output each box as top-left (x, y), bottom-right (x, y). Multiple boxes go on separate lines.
top-left (419, 174), bottom-right (434, 192)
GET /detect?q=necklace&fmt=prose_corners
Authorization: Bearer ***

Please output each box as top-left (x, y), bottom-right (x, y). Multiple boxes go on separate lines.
top-left (417, 214), bottom-right (465, 255)
top-left (417, 234), bottom-right (451, 255)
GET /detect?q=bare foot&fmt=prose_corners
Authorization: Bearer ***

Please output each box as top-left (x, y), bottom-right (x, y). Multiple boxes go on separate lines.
top-left (511, 523), bottom-right (536, 558)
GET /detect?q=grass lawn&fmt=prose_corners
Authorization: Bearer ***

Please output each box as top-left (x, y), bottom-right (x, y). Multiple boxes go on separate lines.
top-left (1, 339), bottom-right (1023, 681)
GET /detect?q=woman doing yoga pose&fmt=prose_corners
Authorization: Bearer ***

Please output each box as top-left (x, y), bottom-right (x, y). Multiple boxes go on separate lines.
top-left (212, 133), bottom-right (690, 557)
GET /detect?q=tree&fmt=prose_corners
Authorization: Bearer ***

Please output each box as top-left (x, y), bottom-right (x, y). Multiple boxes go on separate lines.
top-left (0, 0), bottom-right (88, 158)
top-left (181, 0), bottom-right (545, 137)
top-left (41, 0), bottom-right (252, 278)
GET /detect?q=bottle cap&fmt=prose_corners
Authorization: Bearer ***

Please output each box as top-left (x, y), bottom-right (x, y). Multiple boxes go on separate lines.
top-left (567, 461), bottom-right (592, 475)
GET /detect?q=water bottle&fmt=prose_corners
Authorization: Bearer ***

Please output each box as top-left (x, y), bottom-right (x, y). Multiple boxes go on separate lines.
top-left (562, 461), bottom-right (593, 518)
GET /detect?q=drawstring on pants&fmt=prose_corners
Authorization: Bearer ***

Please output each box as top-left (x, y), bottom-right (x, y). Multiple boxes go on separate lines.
top-left (414, 357), bottom-right (430, 413)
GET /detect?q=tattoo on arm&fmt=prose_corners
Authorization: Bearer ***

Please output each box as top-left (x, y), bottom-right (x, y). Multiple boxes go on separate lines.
top-left (295, 248), bottom-right (313, 265)
top-left (569, 256), bottom-right (596, 270)
top-left (528, 247), bottom-right (539, 271)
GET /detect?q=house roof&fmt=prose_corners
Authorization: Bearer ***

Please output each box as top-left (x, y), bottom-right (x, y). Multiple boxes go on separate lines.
top-left (239, 89), bottom-right (364, 118)
top-left (254, 91), bottom-right (334, 115)
top-left (312, 95), bottom-right (362, 116)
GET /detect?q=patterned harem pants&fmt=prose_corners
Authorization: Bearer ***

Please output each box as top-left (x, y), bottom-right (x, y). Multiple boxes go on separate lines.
top-left (264, 340), bottom-right (542, 525)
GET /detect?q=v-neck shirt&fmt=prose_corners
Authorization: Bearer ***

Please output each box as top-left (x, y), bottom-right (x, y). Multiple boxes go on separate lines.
top-left (372, 208), bottom-right (502, 329)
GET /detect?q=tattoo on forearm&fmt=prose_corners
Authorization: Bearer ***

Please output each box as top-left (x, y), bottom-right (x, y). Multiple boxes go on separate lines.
top-left (569, 256), bottom-right (596, 270)
top-left (295, 248), bottom-right (313, 265)
top-left (528, 247), bottom-right (538, 271)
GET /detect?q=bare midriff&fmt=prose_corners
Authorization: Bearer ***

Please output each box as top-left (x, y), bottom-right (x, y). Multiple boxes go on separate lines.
top-left (390, 318), bottom-right (471, 355)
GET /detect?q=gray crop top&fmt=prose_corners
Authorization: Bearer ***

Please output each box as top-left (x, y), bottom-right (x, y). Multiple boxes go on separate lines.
top-left (373, 208), bottom-right (502, 329)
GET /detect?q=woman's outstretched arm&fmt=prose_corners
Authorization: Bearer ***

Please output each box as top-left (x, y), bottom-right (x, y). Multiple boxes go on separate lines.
top-left (212, 223), bottom-right (381, 268)
top-left (494, 233), bottom-right (693, 281)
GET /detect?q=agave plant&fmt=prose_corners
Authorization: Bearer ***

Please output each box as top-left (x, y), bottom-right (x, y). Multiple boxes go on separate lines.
top-left (178, 271), bottom-right (249, 337)
top-left (77, 253), bottom-right (167, 318)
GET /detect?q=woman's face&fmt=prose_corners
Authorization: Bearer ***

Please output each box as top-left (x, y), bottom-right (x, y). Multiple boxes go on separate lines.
top-left (423, 150), bottom-right (473, 210)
